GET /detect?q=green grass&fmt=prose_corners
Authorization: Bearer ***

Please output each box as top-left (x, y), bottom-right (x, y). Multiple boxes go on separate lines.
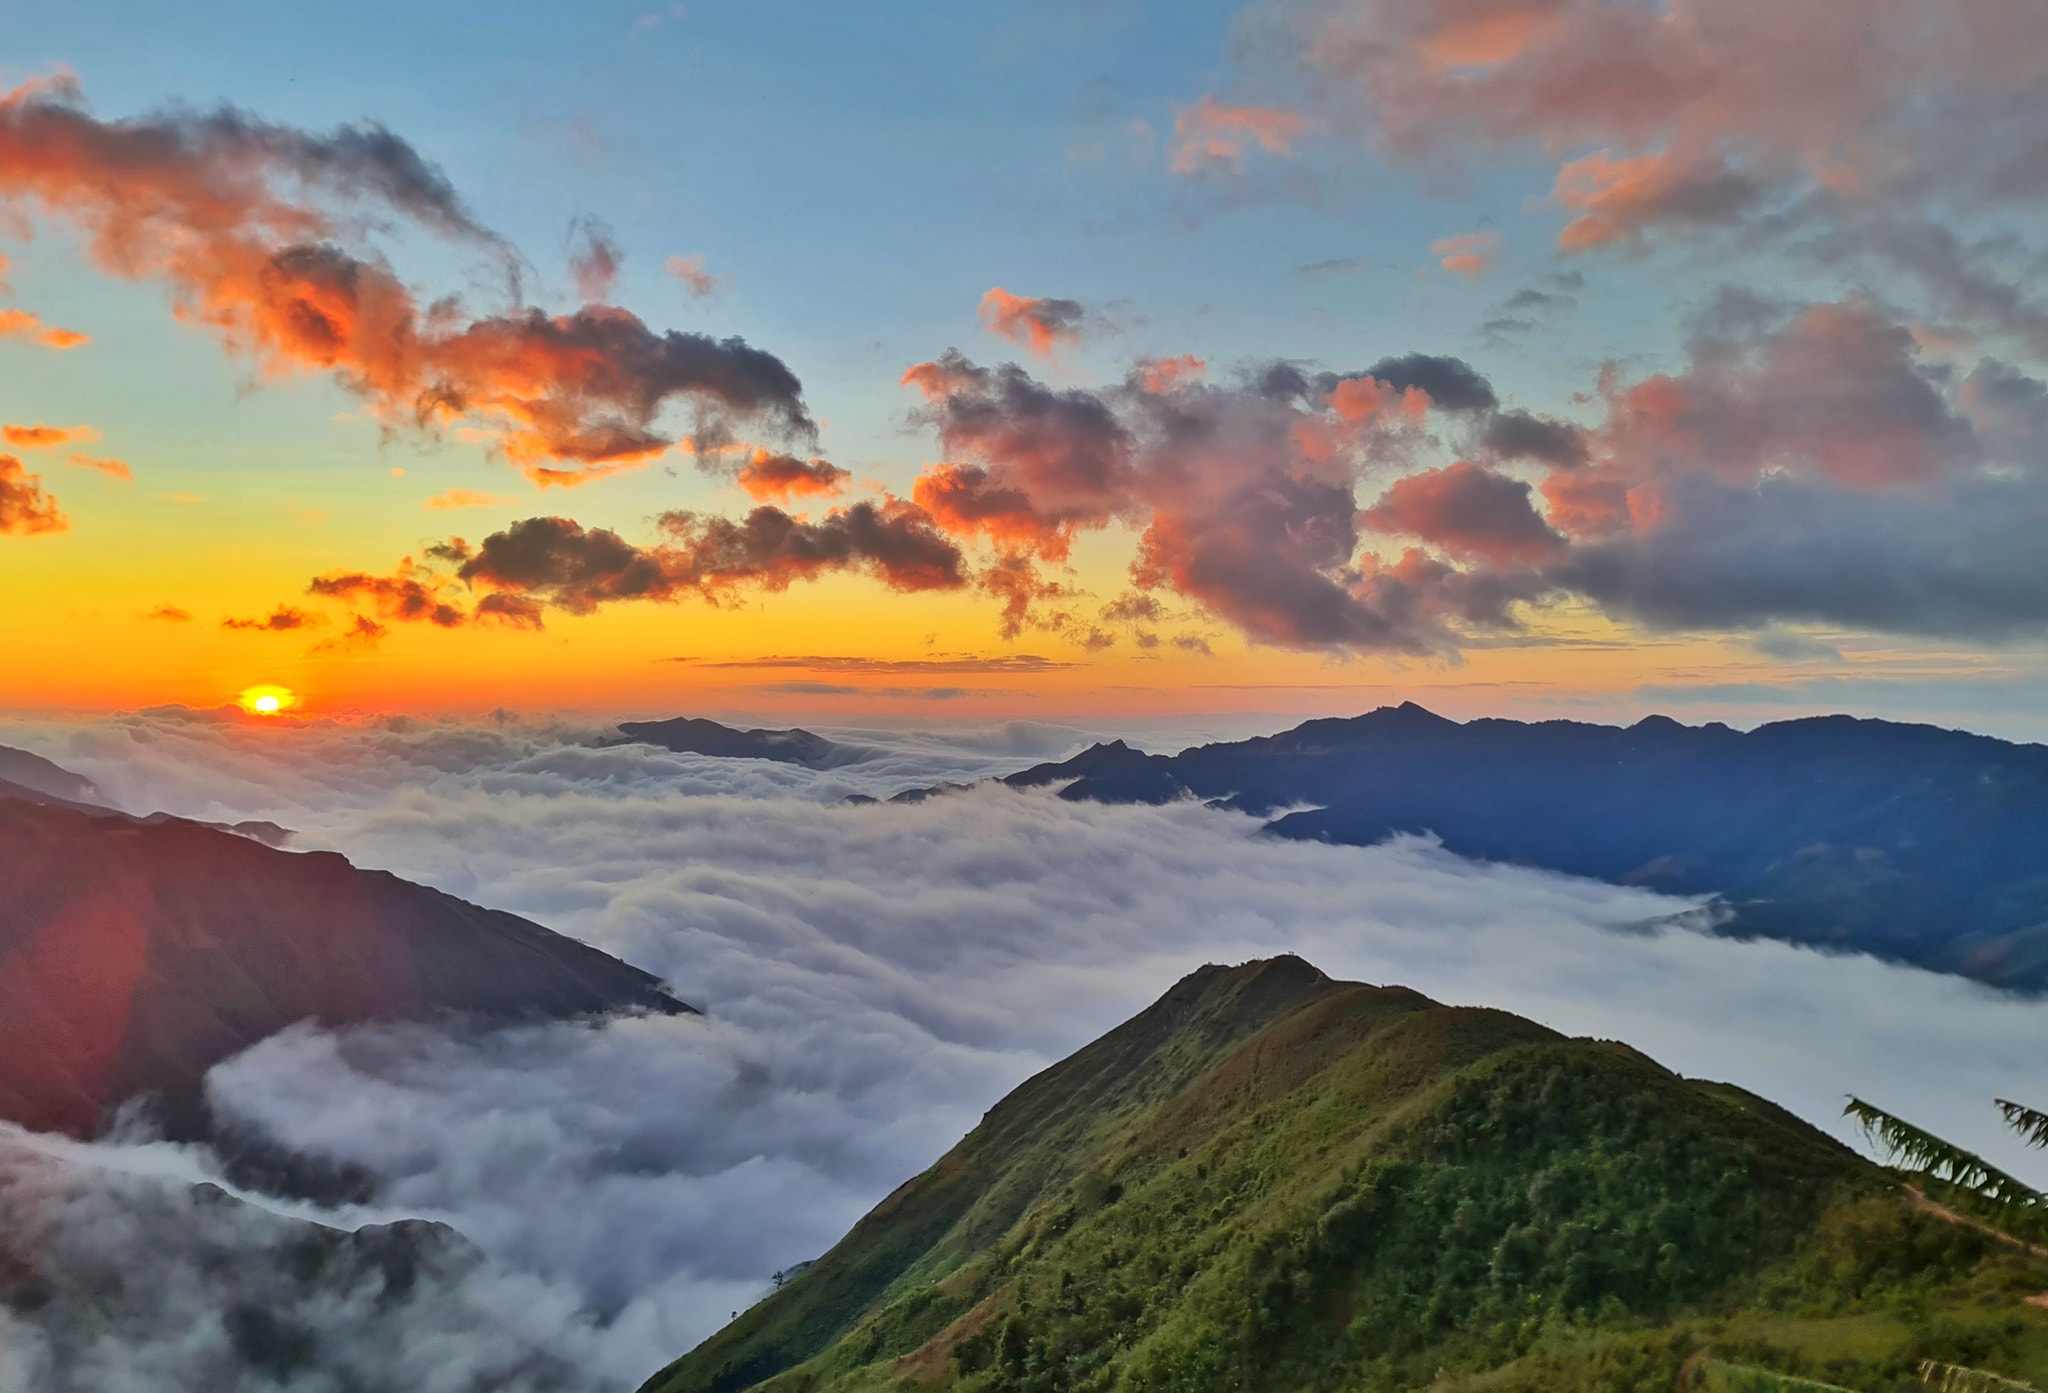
top-left (639, 958), bottom-right (2048, 1393)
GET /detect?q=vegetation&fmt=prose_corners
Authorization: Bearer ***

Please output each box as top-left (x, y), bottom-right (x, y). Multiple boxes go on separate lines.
top-left (640, 958), bottom-right (2048, 1393)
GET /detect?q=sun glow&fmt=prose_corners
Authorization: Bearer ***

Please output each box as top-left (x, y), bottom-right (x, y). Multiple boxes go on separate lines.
top-left (237, 684), bottom-right (296, 716)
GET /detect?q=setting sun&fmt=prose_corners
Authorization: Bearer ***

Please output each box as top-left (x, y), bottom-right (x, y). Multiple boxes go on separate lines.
top-left (236, 684), bottom-right (296, 716)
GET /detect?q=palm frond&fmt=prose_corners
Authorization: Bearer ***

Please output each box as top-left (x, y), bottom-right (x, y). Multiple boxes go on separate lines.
top-left (1843, 1097), bottom-right (2047, 1213)
top-left (1997, 1099), bottom-right (2048, 1151)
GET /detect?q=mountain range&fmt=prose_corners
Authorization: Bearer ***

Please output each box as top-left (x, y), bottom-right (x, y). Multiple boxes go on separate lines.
top-left (976, 704), bottom-right (2048, 991)
top-left (0, 753), bottom-right (689, 1142)
top-left (645, 955), bottom-right (2048, 1393)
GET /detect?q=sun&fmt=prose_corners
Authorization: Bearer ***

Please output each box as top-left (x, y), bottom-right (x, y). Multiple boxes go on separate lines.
top-left (236, 684), bottom-right (298, 716)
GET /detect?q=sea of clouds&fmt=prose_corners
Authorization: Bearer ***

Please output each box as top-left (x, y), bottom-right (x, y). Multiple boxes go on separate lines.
top-left (3, 707), bottom-right (2047, 1391)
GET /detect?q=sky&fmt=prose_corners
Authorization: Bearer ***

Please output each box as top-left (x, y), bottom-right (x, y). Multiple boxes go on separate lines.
top-left (4, 1), bottom-right (2048, 735)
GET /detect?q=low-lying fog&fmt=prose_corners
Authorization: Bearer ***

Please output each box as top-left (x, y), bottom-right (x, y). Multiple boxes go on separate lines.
top-left (4, 708), bottom-right (2045, 1391)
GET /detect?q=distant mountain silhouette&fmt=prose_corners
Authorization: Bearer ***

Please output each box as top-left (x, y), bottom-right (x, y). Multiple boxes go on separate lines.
top-left (0, 744), bottom-right (101, 805)
top-left (616, 717), bottom-right (871, 769)
top-left (0, 776), bottom-right (690, 1141)
top-left (989, 704), bottom-right (2048, 989)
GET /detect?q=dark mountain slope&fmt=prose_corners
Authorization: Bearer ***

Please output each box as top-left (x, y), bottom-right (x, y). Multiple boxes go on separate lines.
top-left (997, 705), bottom-right (2048, 988)
top-left (0, 744), bottom-right (100, 805)
top-left (618, 717), bottom-right (871, 769)
top-left (0, 788), bottom-right (690, 1141)
top-left (642, 958), bottom-right (2048, 1393)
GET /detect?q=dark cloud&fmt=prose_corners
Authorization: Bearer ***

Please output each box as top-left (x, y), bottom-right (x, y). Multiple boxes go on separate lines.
top-left (444, 502), bottom-right (969, 619)
top-left (1356, 353), bottom-right (1498, 412)
top-left (1482, 408), bottom-right (1589, 467)
top-left (221, 606), bottom-right (323, 632)
top-left (308, 572), bottom-right (466, 627)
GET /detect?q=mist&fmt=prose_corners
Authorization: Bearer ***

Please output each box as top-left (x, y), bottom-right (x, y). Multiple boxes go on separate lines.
top-left (4, 709), bottom-right (2047, 1389)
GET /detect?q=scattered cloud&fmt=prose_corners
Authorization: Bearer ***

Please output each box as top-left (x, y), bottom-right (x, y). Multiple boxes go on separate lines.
top-left (665, 254), bottom-right (720, 300)
top-left (67, 453), bottom-right (131, 480)
top-left (139, 605), bottom-right (191, 623)
top-left (0, 307), bottom-right (87, 350)
top-left (2, 423), bottom-right (97, 449)
top-left (682, 653), bottom-right (1077, 674)
top-left (1167, 95), bottom-right (1311, 176)
top-left (978, 288), bottom-right (1091, 358)
top-left (0, 71), bottom-right (809, 484)
top-left (221, 605), bottom-right (323, 632)
top-left (1430, 230), bottom-right (1500, 277)
top-left (424, 488), bottom-right (521, 511)
top-left (733, 450), bottom-right (850, 502)
top-left (0, 454), bottom-right (65, 535)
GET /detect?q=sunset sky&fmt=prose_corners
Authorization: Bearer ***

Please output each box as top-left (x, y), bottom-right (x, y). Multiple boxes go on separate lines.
top-left (4, 0), bottom-right (2046, 733)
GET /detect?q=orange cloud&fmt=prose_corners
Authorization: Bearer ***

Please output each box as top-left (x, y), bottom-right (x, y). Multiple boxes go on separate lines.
top-left (978, 288), bottom-right (1088, 358)
top-left (0, 73), bottom-right (811, 484)
top-left (423, 488), bottom-right (520, 510)
top-left (734, 449), bottom-right (850, 501)
top-left (0, 307), bottom-right (87, 350)
top-left (1168, 96), bottom-right (1311, 176)
top-left (1136, 354), bottom-right (1206, 393)
top-left (68, 453), bottom-right (131, 481)
top-left (2, 423), bottom-right (98, 449)
top-left (0, 454), bottom-right (64, 535)
top-left (1430, 230), bottom-right (1500, 277)
top-left (140, 604), bottom-right (191, 623)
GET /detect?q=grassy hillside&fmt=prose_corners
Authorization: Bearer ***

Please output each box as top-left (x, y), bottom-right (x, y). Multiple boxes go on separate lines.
top-left (641, 958), bottom-right (2048, 1393)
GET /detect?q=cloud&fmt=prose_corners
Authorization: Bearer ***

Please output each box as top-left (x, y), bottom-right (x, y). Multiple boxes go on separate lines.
top-left (6, 714), bottom-right (2047, 1388)
top-left (1430, 229), bottom-right (1500, 276)
top-left (1167, 95), bottom-right (1311, 176)
top-left (440, 502), bottom-right (969, 620)
top-left (221, 606), bottom-right (324, 632)
top-left (0, 307), bottom-right (88, 350)
top-left (683, 653), bottom-right (1077, 675)
top-left (2, 423), bottom-right (97, 449)
top-left (140, 605), bottom-right (191, 623)
top-left (0, 71), bottom-right (811, 483)
top-left (978, 288), bottom-right (1090, 358)
top-left (423, 488), bottom-right (521, 511)
top-left (900, 348), bottom-right (1523, 651)
top-left (311, 613), bottom-right (391, 653)
top-left (0, 454), bottom-right (65, 535)
top-left (665, 255), bottom-right (720, 300)
top-left (1480, 408), bottom-right (1588, 467)
top-left (567, 217), bottom-right (622, 303)
top-left (307, 570), bottom-right (467, 627)
top-left (68, 453), bottom-right (131, 480)
top-left (733, 450), bottom-right (850, 502)
top-left (1362, 460), bottom-right (1566, 565)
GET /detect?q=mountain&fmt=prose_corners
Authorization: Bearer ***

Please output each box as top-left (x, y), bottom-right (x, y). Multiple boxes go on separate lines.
top-left (0, 782), bottom-right (691, 1142)
top-left (617, 717), bottom-right (871, 770)
top-left (0, 743), bottom-right (102, 806)
top-left (991, 705), bottom-right (2048, 990)
top-left (642, 956), bottom-right (2048, 1393)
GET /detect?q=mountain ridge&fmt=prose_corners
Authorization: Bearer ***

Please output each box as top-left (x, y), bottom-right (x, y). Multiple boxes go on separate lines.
top-left (641, 955), bottom-right (2048, 1393)
top-left (0, 774), bottom-right (692, 1142)
top-left (974, 704), bottom-right (2048, 989)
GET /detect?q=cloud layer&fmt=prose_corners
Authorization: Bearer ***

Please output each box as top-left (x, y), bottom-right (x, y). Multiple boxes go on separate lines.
top-left (4, 711), bottom-right (2047, 1389)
